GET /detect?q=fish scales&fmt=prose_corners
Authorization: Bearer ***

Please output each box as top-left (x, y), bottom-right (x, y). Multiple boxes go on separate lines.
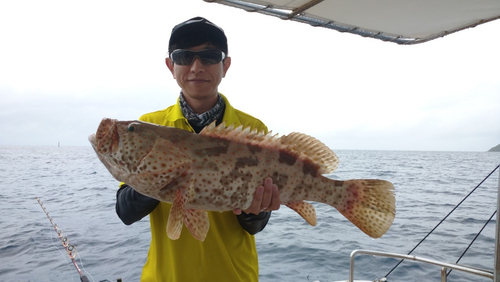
top-left (89, 118), bottom-right (396, 241)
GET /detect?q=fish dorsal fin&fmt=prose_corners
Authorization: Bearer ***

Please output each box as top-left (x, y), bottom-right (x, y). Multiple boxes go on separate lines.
top-left (200, 122), bottom-right (338, 174)
top-left (200, 121), bottom-right (280, 147)
top-left (279, 132), bottom-right (339, 174)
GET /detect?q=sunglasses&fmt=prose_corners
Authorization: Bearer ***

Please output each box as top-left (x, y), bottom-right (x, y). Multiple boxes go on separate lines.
top-left (170, 49), bottom-right (226, 65)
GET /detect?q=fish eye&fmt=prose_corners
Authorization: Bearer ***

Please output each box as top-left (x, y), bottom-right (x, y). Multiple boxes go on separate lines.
top-left (127, 122), bottom-right (142, 132)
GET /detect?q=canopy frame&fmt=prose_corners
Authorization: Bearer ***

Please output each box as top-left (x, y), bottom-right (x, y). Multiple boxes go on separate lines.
top-left (205, 0), bottom-right (500, 45)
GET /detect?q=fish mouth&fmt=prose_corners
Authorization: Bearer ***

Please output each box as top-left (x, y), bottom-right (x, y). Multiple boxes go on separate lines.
top-left (90, 118), bottom-right (119, 153)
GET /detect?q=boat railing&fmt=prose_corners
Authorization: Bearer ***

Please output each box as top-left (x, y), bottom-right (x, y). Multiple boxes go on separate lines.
top-left (343, 164), bottom-right (500, 282)
top-left (346, 249), bottom-right (493, 282)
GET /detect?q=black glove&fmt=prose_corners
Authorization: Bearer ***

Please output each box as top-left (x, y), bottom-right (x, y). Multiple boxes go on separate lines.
top-left (236, 211), bottom-right (272, 235)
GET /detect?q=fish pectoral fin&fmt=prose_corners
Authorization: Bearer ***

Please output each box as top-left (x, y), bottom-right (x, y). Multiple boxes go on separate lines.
top-left (184, 209), bottom-right (209, 242)
top-left (166, 189), bottom-right (187, 240)
top-left (286, 201), bottom-right (317, 226)
top-left (166, 185), bottom-right (209, 242)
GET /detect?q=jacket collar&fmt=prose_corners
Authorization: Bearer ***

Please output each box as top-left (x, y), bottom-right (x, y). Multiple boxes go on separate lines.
top-left (165, 93), bottom-right (242, 127)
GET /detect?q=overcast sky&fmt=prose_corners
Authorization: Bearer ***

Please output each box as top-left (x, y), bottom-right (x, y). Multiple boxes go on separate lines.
top-left (1, 0), bottom-right (499, 151)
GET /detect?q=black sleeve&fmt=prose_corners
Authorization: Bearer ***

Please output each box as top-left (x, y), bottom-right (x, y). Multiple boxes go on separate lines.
top-left (115, 184), bottom-right (160, 225)
top-left (236, 211), bottom-right (272, 235)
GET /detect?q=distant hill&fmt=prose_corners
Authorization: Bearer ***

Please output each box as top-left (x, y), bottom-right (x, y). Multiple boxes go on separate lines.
top-left (489, 144), bottom-right (500, 152)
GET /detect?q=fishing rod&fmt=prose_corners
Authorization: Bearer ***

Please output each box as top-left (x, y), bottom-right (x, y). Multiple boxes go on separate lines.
top-left (36, 197), bottom-right (90, 282)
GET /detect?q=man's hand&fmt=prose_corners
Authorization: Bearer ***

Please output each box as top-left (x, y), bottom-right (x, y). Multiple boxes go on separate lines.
top-left (233, 177), bottom-right (281, 215)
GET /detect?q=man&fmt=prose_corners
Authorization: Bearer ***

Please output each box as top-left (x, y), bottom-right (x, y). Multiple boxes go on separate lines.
top-left (115, 17), bottom-right (281, 282)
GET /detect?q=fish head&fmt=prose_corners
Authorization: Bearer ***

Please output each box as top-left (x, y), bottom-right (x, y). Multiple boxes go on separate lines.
top-left (88, 118), bottom-right (158, 181)
top-left (89, 118), bottom-right (192, 196)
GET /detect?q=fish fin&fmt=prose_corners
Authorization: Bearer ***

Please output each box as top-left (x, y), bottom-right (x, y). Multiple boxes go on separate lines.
top-left (279, 132), bottom-right (339, 174)
top-left (184, 209), bottom-right (210, 242)
top-left (200, 121), bottom-right (277, 146)
top-left (167, 179), bottom-right (209, 241)
top-left (333, 179), bottom-right (395, 238)
top-left (286, 201), bottom-right (317, 226)
top-left (166, 189), bottom-right (186, 240)
top-left (200, 122), bottom-right (338, 174)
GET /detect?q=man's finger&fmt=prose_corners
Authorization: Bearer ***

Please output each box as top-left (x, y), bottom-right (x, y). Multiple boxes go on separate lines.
top-left (260, 178), bottom-right (274, 210)
top-left (269, 185), bottom-right (281, 210)
top-left (244, 186), bottom-right (264, 215)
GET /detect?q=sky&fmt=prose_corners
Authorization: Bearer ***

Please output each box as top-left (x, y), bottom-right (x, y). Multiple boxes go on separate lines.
top-left (0, 0), bottom-right (499, 151)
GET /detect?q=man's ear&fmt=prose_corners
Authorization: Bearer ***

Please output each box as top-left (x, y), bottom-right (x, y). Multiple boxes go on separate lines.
top-left (222, 57), bottom-right (231, 78)
top-left (165, 58), bottom-right (175, 78)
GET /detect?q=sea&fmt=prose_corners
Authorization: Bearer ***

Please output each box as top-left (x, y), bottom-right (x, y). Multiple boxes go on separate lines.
top-left (0, 146), bottom-right (499, 282)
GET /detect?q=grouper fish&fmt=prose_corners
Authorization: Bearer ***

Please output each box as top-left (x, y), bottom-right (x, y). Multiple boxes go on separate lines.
top-left (89, 118), bottom-right (395, 241)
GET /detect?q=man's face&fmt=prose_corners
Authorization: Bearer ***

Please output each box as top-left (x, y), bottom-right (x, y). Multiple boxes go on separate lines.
top-left (166, 43), bottom-right (231, 108)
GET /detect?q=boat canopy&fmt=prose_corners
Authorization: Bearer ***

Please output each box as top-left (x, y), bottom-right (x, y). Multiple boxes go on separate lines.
top-left (205, 0), bottom-right (500, 44)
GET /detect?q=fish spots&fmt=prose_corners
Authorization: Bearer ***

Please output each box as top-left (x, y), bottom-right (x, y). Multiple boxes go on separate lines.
top-left (230, 192), bottom-right (244, 205)
top-left (247, 144), bottom-right (262, 154)
top-left (220, 169), bottom-right (254, 190)
top-left (278, 150), bottom-right (297, 166)
top-left (235, 156), bottom-right (259, 169)
top-left (220, 178), bottom-right (231, 186)
top-left (202, 161), bottom-right (220, 172)
top-left (302, 160), bottom-right (319, 177)
top-left (299, 183), bottom-right (313, 198)
top-left (197, 166), bottom-right (220, 181)
top-left (286, 201), bottom-right (317, 226)
top-left (193, 139), bottom-right (231, 157)
top-left (158, 180), bottom-right (179, 197)
top-left (270, 172), bottom-right (289, 190)
top-left (351, 189), bottom-right (359, 199)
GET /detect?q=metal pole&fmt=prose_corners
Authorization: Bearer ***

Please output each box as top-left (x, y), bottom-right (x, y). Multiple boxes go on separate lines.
top-left (350, 249), bottom-right (494, 280)
top-left (441, 267), bottom-right (448, 282)
top-left (495, 166), bottom-right (500, 282)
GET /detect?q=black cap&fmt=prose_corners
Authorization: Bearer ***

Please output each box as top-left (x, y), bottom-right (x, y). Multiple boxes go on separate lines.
top-left (168, 17), bottom-right (228, 55)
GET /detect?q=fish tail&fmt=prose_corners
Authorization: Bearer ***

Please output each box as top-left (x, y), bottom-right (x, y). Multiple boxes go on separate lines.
top-left (330, 179), bottom-right (395, 238)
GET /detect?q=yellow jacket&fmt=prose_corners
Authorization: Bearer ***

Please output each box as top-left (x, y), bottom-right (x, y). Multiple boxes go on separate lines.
top-left (138, 94), bottom-right (267, 282)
